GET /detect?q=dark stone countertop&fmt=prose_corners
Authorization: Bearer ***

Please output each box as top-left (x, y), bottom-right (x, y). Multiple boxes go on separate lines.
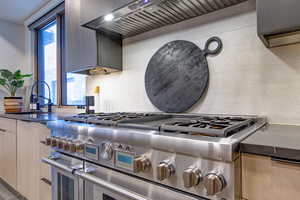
top-left (241, 124), bottom-right (300, 160)
top-left (0, 113), bottom-right (63, 124)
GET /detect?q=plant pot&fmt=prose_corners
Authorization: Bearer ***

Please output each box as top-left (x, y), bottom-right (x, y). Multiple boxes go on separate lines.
top-left (4, 97), bottom-right (23, 113)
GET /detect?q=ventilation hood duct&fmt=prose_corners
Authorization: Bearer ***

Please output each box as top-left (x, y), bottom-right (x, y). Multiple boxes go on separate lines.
top-left (71, 31), bottom-right (123, 75)
top-left (257, 0), bottom-right (300, 48)
top-left (83, 0), bottom-right (247, 38)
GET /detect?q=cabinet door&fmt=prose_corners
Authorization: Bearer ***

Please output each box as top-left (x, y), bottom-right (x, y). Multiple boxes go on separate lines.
top-left (65, 0), bottom-right (132, 73)
top-left (0, 130), bottom-right (4, 180)
top-left (2, 131), bottom-right (17, 189)
top-left (65, 0), bottom-right (97, 73)
top-left (17, 121), bottom-right (40, 200)
top-left (0, 118), bottom-right (17, 189)
top-left (39, 125), bottom-right (52, 200)
top-left (39, 179), bottom-right (52, 200)
top-left (242, 153), bottom-right (300, 200)
top-left (65, 0), bottom-right (84, 72)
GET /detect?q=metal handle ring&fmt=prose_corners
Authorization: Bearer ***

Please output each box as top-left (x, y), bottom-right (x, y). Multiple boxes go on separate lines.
top-left (204, 36), bottom-right (223, 56)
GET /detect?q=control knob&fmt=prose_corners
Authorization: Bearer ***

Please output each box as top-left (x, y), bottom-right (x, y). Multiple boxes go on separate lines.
top-left (69, 142), bottom-right (76, 153)
top-left (133, 156), bottom-right (151, 173)
top-left (183, 167), bottom-right (203, 188)
top-left (203, 172), bottom-right (226, 196)
top-left (51, 137), bottom-right (58, 147)
top-left (75, 142), bottom-right (85, 153)
top-left (63, 141), bottom-right (72, 151)
top-left (99, 142), bottom-right (113, 161)
top-left (157, 160), bottom-right (175, 181)
top-left (58, 139), bottom-right (66, 149)
top-left (45, 137), bottom-right (52, 146)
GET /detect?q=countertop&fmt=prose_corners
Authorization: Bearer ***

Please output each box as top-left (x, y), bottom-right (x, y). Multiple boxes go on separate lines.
top-left (0, 113), bottom-right (63, 124)
top-left (241, 124), bottom-right (300, 160)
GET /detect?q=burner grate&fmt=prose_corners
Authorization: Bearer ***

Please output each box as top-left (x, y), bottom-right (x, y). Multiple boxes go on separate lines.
top-left (160, 116), bottom-right (255, 137)
top-left (64, 113), bottom-right (256, 138)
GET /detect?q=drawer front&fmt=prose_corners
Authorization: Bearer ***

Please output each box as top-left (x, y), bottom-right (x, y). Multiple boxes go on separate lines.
top-left (242, 153), bottom-right (300, 200)
top-left (0, 118), bottom-right (16, 133)
top-left (40, 126), bottom-right (51, 181)
top-left (39, 178), bottom-right (52, 200)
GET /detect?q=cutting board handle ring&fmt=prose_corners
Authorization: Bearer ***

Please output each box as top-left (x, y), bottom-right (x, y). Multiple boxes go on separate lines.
top-left (203, 36), bottom-right (223, 56)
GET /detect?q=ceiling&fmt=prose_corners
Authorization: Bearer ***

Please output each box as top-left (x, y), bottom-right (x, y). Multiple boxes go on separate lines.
top-left (0, 0), bottom-right (51, 24)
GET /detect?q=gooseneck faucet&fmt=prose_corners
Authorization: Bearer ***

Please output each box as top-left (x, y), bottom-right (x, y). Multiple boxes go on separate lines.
top-left (30, 81), bottom-right (53, 113)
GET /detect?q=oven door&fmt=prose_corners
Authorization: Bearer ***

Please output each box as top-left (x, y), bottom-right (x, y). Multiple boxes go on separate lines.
top-left (42, 153), bottom-right (84, 200)
top-left (76, 162), bottom-right (206, 200)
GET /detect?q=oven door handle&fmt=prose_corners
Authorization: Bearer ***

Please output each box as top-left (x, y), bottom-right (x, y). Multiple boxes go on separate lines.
top-left (41, 157), bottom-right (74, 174)
top-left (74, 170), bottom-right (151, 200)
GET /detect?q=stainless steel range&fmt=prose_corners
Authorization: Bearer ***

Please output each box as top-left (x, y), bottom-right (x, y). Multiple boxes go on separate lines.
top-left (42, 112), bottom-right (267, 200)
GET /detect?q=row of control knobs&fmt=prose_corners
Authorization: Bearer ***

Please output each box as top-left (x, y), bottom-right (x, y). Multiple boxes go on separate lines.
top-left (45, 138), bottom-right (226, 196)
top-left (45, 137), bottom-right (84, 153)
top-left (157, 161), bottom-right (226, 196)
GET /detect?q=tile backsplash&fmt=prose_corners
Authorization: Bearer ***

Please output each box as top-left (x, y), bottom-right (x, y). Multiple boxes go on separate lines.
top-left (87, 0), bottom-right (300, 125)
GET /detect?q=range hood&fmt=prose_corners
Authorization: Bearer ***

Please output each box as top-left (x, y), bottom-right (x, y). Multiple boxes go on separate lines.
top-left (83, 0), bottom-right (247, 38)
top-left (257, 0), bottom-right (300, 47)
top-left (71, 31), bottom-right (123, 75)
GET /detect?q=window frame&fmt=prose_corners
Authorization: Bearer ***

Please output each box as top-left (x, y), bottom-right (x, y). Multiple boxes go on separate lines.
top-left (35, 12), bottom-right (64, 106)
top-left (30, 3), bottom-right (84, 107)
top-left (36, 19), bottom-right (59, 105)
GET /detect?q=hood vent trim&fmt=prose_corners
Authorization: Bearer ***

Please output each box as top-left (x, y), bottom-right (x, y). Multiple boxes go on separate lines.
top-left (84, 0), bottom-right (247, 38)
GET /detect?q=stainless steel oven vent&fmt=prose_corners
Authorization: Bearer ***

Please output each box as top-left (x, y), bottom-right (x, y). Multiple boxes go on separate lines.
top-left (83, 0), bottom-right (247, 38)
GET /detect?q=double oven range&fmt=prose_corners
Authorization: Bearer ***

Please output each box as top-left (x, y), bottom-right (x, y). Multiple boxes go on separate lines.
top-left (42, 112), bottom-right (267, 200)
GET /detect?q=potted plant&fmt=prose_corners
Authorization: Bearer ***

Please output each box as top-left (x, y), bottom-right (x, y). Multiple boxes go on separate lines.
top-left (0, 69), bottom-right (32, 113)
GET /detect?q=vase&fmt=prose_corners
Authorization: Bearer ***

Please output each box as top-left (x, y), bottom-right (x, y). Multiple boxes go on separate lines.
top-left (4, 97), bottom-right (23, 113)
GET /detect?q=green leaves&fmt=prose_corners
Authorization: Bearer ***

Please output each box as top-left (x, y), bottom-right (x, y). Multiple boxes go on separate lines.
top-left (0, 69), bottom-right (13, 81)
top-left (14, 70), bottom-right (32, 80)
top-left (0, 78), bottom-right (6, 86)
top-left (0, 69), bottom-right (32, 96)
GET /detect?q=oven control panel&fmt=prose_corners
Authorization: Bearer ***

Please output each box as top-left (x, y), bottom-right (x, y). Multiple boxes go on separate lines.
top-left (45, 137), bottom-right (152, 173)
top-left (115, 151), bottom-right (135, 171)
top-left (44, 136), bottom-right (230, 199)
top-left (85, 144), bottom-right (99, 160)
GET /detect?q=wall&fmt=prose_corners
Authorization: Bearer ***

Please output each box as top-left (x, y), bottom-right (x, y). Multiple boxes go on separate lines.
top-left (87, 0), bottom-right (300, 125)
top-left (0, 19), bottom-right (27, 110)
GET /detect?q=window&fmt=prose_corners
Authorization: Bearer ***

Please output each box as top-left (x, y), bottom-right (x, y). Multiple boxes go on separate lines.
top-left (63, 73), bottom-right (86, 105)
top-left (35, 4), bottom-right (86, 106)
top-left (37, 20), bottom-right (58, 104)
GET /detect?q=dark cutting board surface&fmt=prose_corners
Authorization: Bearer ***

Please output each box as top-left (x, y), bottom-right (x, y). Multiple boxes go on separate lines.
top-left (145, 37), bottom-right (222, 113)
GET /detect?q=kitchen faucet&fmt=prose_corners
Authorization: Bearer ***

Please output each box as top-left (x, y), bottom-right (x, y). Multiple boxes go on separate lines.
top-left (30, 80), bottom-right (53, 113)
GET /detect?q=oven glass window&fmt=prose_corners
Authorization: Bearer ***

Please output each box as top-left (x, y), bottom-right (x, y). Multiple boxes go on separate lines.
top-left (103, 194), bottom-right (117, 200)
top-left (57, 173), bottom-right (75, 200)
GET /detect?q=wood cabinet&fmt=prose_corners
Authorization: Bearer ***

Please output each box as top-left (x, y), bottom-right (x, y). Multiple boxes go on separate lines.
top-left (17, 121), bottom-right (40, 200)
top-left (242, 153), bottom-right (300, 200)
top-left (17, 120), bottom-right (51, 200)
top-left (0, 118), bottom-right (17, 189)
top-left (65, 0), bottom-right (129, 73)
top-left (65, 0), bottom-right (91, 72)
top-left (0, 117), bottom-right (51, 200)
top-left (39, 124), bottom-right (52, 200)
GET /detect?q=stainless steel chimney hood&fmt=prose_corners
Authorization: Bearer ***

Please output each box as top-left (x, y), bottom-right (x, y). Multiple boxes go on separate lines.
top-left (257, 0), bottom-right (300, 48)
top-left (83, 0), bottom-right (247, 38)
